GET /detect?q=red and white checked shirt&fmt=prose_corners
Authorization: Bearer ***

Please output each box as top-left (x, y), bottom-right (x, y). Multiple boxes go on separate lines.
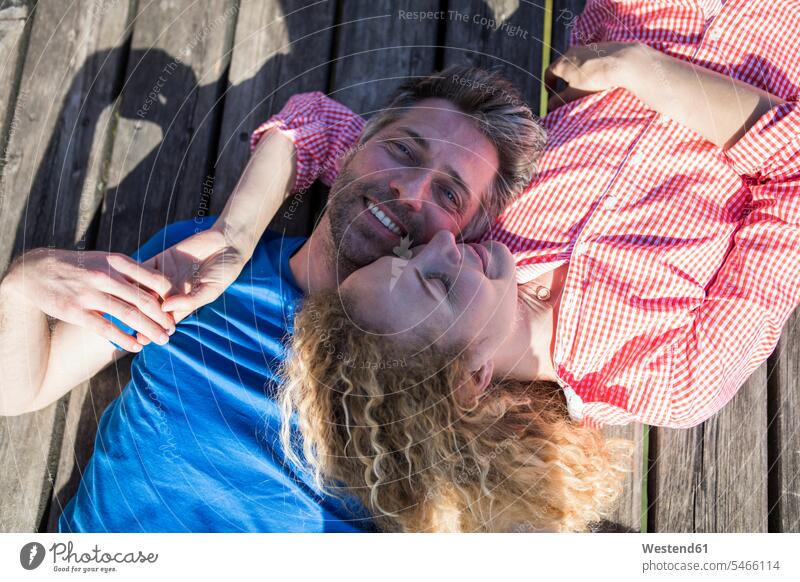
top-left (251, 0), bottom-right (800, 429)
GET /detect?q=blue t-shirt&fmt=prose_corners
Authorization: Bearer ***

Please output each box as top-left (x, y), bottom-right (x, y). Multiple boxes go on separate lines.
top-left (58, 217), bottom-right (372, 532)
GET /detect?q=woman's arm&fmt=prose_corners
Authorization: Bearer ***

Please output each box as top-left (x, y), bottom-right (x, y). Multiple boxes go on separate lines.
top-left (159, 92), bottom-right (365, 316)
top-left (215, 129), bottom-right (297, 258)
top-left (546, 42), bottom-right (785, 149)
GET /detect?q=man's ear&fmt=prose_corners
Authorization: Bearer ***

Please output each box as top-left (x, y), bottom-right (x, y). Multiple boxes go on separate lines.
top-left (456, 360), bottom-right (494, 406)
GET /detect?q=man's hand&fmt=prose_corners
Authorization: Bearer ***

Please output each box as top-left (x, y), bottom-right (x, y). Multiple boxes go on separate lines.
top-left (4, 248), bottom-right (176, 352)
top-left (545, 42), bottom-right (641, 111)
top-left (148, 226), bottom-right (247, 323)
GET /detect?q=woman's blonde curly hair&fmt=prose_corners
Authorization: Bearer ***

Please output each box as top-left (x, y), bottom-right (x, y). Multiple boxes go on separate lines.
top-left (279, 291), bottom-right (633, 532)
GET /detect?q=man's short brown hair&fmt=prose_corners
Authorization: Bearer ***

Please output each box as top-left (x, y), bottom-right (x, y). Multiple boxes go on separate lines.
top-left (359, 65), bottom-right (546, 238)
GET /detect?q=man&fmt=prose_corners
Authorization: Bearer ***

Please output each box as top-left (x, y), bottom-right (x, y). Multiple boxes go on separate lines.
top-left (0, 66), bottom-right (545, 531)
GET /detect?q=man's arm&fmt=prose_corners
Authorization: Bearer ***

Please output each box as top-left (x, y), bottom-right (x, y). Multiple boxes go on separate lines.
top-left (547, 42), bottom-right (785, 148)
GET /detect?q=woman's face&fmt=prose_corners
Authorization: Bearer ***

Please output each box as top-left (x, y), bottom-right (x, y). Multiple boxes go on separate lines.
top-left (338, 230), bottom-right (518, 369)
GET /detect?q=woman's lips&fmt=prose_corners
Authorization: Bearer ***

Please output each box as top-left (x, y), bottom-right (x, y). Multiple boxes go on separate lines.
top-left (466, 242), bottom-right (491, 275)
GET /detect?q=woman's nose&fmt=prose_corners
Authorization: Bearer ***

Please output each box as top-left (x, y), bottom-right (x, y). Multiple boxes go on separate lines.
top-left (426, 230), bottom-right (462, 266)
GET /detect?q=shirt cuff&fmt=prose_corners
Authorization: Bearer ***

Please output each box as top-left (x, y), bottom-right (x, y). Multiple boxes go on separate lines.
top-left (723, 96), bottom-right (800, 178)
top-left (250, 118), bottom-right (329, 193)
top-left (250, 92), bottom-right (365, 192)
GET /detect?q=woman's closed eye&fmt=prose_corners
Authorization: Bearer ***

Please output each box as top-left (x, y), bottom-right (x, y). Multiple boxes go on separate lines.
top-left (426, 271), bottom-right (453, 295)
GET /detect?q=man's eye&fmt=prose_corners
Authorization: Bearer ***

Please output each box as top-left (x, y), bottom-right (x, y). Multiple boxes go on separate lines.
top-left (394, 141), bottom-right (412, 157)
top-left (440, 185), bottom-right (460, 208)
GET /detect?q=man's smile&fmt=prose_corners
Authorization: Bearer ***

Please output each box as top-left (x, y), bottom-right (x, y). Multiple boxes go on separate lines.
top-left (363, 197), bottom-right (407, 238)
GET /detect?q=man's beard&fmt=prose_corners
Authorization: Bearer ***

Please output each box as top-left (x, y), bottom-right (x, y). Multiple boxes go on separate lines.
top-left (325, 164), bottom-right (424, 280)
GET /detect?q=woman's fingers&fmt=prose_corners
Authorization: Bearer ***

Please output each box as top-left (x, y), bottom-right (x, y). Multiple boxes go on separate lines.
top-left (91, 295), bottom-right (171, 346)
top-left (79, 311), bottom-right (144, 353)
top-left (100, 275), bottom-right (176, 333)
top-left (107, 253), bottom-right (173, 298)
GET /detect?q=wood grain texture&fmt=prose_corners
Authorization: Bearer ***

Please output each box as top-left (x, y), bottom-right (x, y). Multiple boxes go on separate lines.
top-left (551, 0), bottom-right (586, 58)
top-left (0, 0), bottom-right (131, 532)
top-left (769, 308), bottom-right (800, 532)
top-left (599, 423), bottom-right (643, 532)
top-left (94, 0), bottom-right (239, 254)
top-left (43, 0), bottom-right (239, 530)
top-left (650, 363), bottom-right (770, 532)
top-left (331, 0), bottom-right (440, 115)
top-left (212, 0), bottom-right (338, 235)
top-left (0, 0), bottom-right (30, 156)
top-left (443, 0), bottom-right (546, 109)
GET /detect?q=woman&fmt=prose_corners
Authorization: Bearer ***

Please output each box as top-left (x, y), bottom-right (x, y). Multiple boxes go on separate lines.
top-left (154, 3), bottom-right (800, 530)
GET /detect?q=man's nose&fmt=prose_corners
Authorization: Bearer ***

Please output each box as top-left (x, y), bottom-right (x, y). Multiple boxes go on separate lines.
top-left (389, 172), bottom-right (430, 213)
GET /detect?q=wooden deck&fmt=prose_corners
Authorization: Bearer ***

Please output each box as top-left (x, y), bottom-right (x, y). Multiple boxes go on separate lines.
top-left (0, 0), bottom-right (797, 533)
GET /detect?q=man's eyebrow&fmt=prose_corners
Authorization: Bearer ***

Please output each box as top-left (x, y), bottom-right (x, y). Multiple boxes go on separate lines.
top-left (442, 163), bottom-right (468, 192)
top-left (395, 126), bottom-right (430, 152)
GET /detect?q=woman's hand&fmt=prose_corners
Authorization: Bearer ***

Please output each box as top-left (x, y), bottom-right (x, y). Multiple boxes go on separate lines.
top-left (147, 226), bottom-right (248, 325)
top-left (545, 42), bottom-right (645, 111)
top-left (5, 248), bottom-right (176, 352)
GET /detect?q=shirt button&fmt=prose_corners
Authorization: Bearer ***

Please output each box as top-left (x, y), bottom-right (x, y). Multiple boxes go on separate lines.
top-left (536, 286), bottom-right (551, 301)
top-left (574, 242), bottom-right (589, 256)
top-left (603, 195), bottom-right (618, 209)
top-left (707, 28), bottom-right (722, 41)
top-left (630, 151), bottom-right (644, 165)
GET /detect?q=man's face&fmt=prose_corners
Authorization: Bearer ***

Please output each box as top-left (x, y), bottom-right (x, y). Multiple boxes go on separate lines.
top-left (325, 98), bottom-right (500, 277)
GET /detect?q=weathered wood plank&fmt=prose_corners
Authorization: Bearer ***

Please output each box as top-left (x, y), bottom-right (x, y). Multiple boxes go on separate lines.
top-left (696, 366), bottom-right (769, 531)
top-left (443, 0), bottom-right (546, 110)
top-left (331, 0), bottom-right (440, 115)
top-left (599, 423), bottom-right (643, 532)
top-left (0, 0), bottom-right (132, 532)
top-left (94, 0), bottom-right (239, 254)
top-left (650, 363), bottom-right (770, 532)
top-left (769, 308), bottom-right (800, 532)
top-left (43, 0), bottom-right (239, 531)
top-left (212, 0), bottom-right (338, 235)
top-left (0, 0), bottom-right (30, 151)
top-left (647, 425), bottom-right (701, 532)
top-left (551, 0), bottom-right (586, 61)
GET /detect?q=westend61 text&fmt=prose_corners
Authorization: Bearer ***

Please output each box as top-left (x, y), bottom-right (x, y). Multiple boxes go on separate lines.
top-left (642, 543), bottom-right (708, 554)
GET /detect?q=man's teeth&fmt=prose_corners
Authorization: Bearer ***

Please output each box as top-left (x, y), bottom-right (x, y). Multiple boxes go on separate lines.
top-left (367, 201), bottom-right (402, 235)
